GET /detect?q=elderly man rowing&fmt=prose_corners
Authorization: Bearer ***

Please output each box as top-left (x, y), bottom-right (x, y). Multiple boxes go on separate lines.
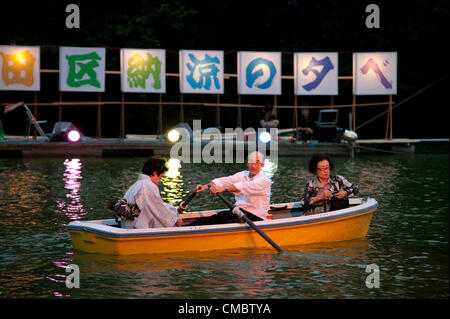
top-left (184, 151), bottom-right (271, 226)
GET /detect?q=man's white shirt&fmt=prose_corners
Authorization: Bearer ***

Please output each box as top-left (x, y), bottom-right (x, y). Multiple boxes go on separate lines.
top-left (212, 170), bottom-right (271, 219)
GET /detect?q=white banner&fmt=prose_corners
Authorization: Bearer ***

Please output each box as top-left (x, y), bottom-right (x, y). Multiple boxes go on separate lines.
top-left (353, 52), bottom-right (397, 95)
top-left (237, 51), bottom-right (281, 95)
top-left (59, 46), bottom-right (106, 92)
top-left (294, 52), bottom-right (338, 95)
top-left (121, 49), bottom-right (166, 93)
top-left (179, 50), bottom-right (224, 94)
top-left (0, 45), bottom-right (40, 91)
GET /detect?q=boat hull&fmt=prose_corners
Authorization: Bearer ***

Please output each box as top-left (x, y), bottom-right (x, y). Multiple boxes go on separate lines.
top-left (67, 198), bottom-right (377, 255)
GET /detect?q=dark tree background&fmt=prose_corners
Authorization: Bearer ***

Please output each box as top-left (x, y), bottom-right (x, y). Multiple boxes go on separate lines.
top-left (1, 0), bottom-right (448, 139)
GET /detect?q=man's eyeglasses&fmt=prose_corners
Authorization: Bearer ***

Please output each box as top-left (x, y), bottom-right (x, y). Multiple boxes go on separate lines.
top-left (317, 166), bottom-right (330, 171)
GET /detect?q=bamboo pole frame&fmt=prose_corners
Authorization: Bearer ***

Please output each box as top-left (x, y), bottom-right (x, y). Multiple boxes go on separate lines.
top-left (40, 69), bottom-right (354, 81)
top-left (180, 94), bottom-right (184, 123)
top-left (120, 93), bottom-right (125, 138)
top-left (352, 95), bottom-right (356, 132)
top-left (216, 94), bottom-right (220, 127)
top-left (13, 98), bottom-right (396, 141)
top-left (273, 95), bottom-right (278, 116)
top-left (21, 100), bottom-right (394, 109)
top-left (58, 92), bottom-right (62, 122)
top-left (294, 95), bottom-right (299, 142)
top-left (385, 94), bottom-right (393, 140)
top-left (96, 93), bottom-right (102, 138)
top-left (237, 95), bottom-right (242, 128)
top-left (158, 94), bottom-right (163, 135)
top-left (33, 91), bottom-right (38, 139)
top-left (10, 68), bottom-right (404, 140)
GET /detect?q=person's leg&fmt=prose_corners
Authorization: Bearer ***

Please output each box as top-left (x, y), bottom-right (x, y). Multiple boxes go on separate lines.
top-left (183, 211), bottom-right (238, 226)
top-left (240, 209), bottom-right (263, 222)
top-left (0, 105), bottom-right (5, 140)
top-left (183, 208), bottom-right (263, 226)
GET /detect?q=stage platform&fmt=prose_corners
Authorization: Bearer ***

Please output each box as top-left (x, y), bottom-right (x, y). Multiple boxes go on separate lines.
top-left (1, 136), bottom-right (444, 158)
top-left (0, 136), bottom-right (353, 158)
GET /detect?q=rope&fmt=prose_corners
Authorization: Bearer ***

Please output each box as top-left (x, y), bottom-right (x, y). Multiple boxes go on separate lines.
top-left (356, 144), bottom-right (413, 155)
top-left (356, 73), bottom-right (448, 131)
top-left (356, 143), bottom-right (448, 156)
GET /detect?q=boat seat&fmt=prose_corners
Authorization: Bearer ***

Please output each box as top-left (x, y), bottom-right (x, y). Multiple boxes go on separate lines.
top-left (269, 205), bottom-right (288, 211)
top-left (270, 209), bottom-right (304, 219)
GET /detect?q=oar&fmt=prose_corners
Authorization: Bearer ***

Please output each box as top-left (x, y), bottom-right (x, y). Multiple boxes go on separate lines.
top-left (177, 190), bottom-right (198, 213)
top-left (216, 193), bottom-right (285, 254)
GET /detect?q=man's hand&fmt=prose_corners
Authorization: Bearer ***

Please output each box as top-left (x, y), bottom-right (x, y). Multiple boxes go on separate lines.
top-left (195, 184), bottom-right (210, 193)
top-left (179, 203), bottom-right (188, 212)
top-left (175, 216), bottom-right (183, 227)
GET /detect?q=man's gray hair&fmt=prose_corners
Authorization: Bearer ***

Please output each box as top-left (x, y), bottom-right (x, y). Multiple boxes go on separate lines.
top-left (248, 151), bottom-right (265, 164)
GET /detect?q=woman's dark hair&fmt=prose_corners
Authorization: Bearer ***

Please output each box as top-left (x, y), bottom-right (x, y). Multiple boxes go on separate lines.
top-left (142, 158), bottom-right (168, 176)
top-left (308, 153), bottom-right (334, 174)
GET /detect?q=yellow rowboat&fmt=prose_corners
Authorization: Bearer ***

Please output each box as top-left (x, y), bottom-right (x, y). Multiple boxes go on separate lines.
top-left (66, 198), bottom-right (378, 255)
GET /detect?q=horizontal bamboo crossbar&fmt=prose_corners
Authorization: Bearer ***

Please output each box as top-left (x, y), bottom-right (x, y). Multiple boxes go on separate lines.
top-left (40, 69), bottom-right (353, 80)
top-left (15, 101), bottom-right (394, 109)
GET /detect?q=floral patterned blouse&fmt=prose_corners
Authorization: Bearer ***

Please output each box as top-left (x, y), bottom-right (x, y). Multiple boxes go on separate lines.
top-left (300, 174), bottom-right (359, 215)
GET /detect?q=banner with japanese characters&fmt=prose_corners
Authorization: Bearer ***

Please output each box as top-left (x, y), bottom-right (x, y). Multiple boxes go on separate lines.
top-left (353, 52), bottom-right (397, 95)
top-left (0, 45), bottom-right (40, 91)
top-left (294, 52), bottom-right (338, 95)
top-left (237, 51), bottom-right (281, 95)
top-left (59, 46), bottom-right (106, 92)
top-left (179, 50), bottom-right (224, 94)
top-left (120, 49), bottom-right (166, 93)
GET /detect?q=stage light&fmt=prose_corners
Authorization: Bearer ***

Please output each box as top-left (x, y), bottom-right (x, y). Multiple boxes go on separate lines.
top-left (259, 131), bottom-right (271, 144)
top-left (165, 123), bottom-right (193, 143)
top-left (167, 129), bottom-right (181, 143)
top-left (50, 122), bottom-right (84, 143)
top-left (67, 130), bottom-right (81, 142)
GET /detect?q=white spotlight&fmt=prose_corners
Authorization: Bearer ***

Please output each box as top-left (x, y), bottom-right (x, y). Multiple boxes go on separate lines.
top-left (167, 129), bottom-right (181, 143)
top-left (259, 131), bottom-right (271, 144)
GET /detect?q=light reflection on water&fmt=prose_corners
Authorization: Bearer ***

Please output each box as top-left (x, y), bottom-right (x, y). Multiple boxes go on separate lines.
top-left (160, 158), bottom-right (187, 207)
top-left (56, 159), bottom-right (87, 222)
top-left (0, 153), bottom-right (448, 298)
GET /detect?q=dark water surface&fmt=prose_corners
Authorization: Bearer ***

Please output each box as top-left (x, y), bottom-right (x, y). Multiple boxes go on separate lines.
top-left (0, 150), bottom-right (448, 298)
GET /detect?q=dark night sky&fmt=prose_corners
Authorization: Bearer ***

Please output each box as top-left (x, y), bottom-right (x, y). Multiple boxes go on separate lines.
top-left (1, 0), bottom-right (448, 139)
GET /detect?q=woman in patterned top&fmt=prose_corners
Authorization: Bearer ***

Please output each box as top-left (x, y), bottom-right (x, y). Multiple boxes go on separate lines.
top-left (301, 154), bottom-right (358, 215)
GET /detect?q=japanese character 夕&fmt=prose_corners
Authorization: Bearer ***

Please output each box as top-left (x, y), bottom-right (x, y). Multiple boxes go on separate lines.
top-left (301, 56), bottom-right (334, 91)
